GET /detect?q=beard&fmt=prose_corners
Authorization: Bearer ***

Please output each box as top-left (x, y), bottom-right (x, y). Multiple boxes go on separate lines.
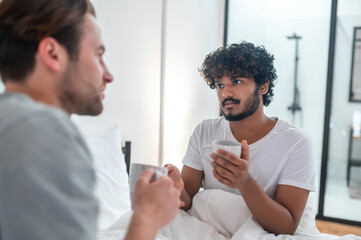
top-left (222, 85), bottom-right (261, 121)
top-left (58, 61), bottom-right (103, 116)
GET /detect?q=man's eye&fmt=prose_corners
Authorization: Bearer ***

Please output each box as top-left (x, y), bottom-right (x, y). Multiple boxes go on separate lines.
top-left (215, 84), bottom-right (224, 89)
top-left (233, 80), bottom-right (242, 85)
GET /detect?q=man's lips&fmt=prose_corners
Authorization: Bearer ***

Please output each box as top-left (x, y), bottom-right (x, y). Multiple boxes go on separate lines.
top-left (222, 98), bottom-right (240, 108)
top-left (100, 88), bottom-right (106, 99)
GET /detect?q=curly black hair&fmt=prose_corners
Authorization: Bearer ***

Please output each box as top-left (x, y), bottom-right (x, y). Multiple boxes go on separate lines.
top-left (199, 41), bottom-right (277, 106)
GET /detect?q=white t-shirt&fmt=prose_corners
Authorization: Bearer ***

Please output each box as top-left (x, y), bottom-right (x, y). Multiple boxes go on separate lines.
top-left (182, 117), bottom-right (315, 199)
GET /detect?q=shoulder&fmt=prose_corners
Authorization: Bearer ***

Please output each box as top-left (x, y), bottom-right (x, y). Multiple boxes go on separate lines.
top-left (0, 93), bottom-right (73, 133)
top-left (195, 116), bottom-right (226, 132)
top-left (1, 94), bottom-right (83, 144)
top-left (264, 118), bottom-right (313, 153)
top-left (274, 118), bottom-right (311, 143)
top-left (188, 117), bottom-right (227, 145)
top-left (0, 96), bottom-right (95, 197)
top-left (0, 94), bottom-right (91, 167)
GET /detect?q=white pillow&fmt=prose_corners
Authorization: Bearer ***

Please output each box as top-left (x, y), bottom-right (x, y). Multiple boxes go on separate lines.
top-left (86, 124), bottom-right (131, 230)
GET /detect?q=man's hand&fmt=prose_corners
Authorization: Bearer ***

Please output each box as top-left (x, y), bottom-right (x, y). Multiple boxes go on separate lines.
top-left (164, 164), bottom-right (184, 193)
top-left (210, 140), bottom-right (250, 191)
top-left (132, 169), bottom-right (181, 229)
top-left (164, 164), bottom-right (185, 207)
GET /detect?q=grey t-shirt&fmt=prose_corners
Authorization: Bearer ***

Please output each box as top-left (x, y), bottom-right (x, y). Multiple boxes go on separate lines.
top-left (0, 93), bottom-right (99, 240)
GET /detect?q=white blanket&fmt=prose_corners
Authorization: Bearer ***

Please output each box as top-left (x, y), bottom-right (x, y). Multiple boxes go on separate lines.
top-left (99, 189), bottom-right (360, 240)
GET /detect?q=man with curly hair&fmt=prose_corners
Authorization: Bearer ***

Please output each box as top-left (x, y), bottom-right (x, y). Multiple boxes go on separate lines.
top-left (166, 41), bottom-right (315, 235)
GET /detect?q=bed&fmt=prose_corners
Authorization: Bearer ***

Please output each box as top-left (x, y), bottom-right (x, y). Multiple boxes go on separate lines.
top-left (88, 125), bottom-right (360, 240)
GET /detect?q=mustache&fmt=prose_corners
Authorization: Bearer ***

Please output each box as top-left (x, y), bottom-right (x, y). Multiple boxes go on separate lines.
top-left (222, 98), bottom-right (240, 107)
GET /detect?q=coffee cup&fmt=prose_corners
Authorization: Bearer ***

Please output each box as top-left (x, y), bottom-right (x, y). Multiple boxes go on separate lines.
top-left (203, 140), bottom-right (242, 163)
top-left (129, 163), bottom-right (168, 208)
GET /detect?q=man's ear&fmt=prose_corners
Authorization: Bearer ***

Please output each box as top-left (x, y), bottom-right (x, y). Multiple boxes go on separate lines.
top-left (260, 81), bottom-right (270, 94)
top-left (37, 37), bottom-right (67, 72)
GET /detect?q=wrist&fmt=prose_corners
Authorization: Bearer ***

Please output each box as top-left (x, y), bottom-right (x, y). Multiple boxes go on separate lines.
top-left (132, 208), bottom-right (161, 231)
top-left (238, 174), bottom-right (254, 195)
top-left (126, 210), bottom-right (160, 240)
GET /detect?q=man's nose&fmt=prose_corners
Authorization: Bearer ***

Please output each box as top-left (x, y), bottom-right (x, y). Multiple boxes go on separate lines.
top-left (103, 64), bottom-right (114, 83)
top-left (222, 84), bottom-right (234, 98)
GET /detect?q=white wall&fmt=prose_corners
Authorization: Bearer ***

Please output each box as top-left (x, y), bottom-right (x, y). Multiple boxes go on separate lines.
top-left (72, 0), bottom-right (164, 166)
top-left (162, 0), bottom-right (222, 169)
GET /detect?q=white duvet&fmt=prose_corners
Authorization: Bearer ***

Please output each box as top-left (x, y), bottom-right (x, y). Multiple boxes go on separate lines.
top-left (99, 189), bottom-right (360, 240)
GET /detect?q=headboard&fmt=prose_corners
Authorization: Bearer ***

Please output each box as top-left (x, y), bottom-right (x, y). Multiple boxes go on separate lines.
top-left (122, 141), bottom-right (131, 174)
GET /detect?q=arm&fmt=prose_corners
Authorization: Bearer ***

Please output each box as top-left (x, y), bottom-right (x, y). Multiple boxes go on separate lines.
top-left (238, 177), bottom-right (309, 234)
top-left (181, 166), bottom-right (204, 210)
top-left (125, 169), bottom-right (181, 240)
top-left (166, 164), bottom-right (204, 211)
top-left (211, 140), bottom-right (309, 235)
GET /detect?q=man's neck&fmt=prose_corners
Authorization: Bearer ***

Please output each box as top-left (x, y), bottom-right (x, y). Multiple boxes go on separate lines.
top-left (228, 110), bottom-right (276, 144)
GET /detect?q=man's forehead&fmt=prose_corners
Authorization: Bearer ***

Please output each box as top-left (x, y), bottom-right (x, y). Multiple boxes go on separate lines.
top-left (214, 71), bottom-right (249, 79)
top-left (214, 74), bottom-right (254, 82)
top-left (81, 13), bottom-right (103, 44)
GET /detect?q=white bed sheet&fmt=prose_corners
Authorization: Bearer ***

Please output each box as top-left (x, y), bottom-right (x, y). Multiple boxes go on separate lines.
top-left (99, 189), bottom-right (360, 240)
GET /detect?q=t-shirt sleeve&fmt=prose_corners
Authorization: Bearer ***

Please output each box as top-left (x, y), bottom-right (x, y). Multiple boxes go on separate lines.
top-left (278, 134), bottom-right (316, 192)
top-left (0, 111), bottom-right (99, 240)
top-left (182, 123), bottom-right (204, 171)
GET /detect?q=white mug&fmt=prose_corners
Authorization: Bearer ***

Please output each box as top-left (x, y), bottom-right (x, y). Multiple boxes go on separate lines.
top-left (129, 163), bottom-right (168, 208)
top-left (203, 140), bottom-right (242, 163)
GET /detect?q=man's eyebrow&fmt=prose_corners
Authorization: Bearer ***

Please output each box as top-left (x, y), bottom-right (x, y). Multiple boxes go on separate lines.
top-left (232, 75), bottom-right (250, 80)
top-left (231, 74), bottom-right (243, 78)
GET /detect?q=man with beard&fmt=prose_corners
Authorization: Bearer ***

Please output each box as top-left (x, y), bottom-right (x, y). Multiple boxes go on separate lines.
top-left (0, 0), bottom-right (180, 240)
top-left (166, 42), bottom-right (315, 235)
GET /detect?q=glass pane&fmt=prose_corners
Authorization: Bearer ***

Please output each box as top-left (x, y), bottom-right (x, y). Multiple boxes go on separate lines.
top-left (324, 0), bottom-right (361, 222)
